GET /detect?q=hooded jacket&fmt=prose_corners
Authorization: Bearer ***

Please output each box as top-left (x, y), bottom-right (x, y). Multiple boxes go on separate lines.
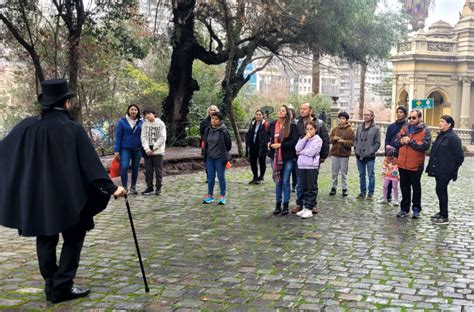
top-left (296, 116), bottom-right (330, 159)
top-left (354, 121), bottom-right (381, 161)
top-left (141, 117), bottom-right (166, 155)
top-left (296, 135), bottom-right (323, 169)
top-left (204, 123), bottom-right (232, 160)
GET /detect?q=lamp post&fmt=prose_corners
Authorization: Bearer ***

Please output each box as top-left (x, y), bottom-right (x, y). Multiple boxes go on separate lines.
top-left (330, 96), bottom-right (339, 130)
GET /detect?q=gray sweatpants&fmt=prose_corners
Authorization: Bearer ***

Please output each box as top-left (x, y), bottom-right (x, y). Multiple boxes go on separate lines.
top-left (331, 156), bottom-right (349, 190)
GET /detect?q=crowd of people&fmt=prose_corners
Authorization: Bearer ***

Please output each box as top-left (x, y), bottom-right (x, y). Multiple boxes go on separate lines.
top-left (199, 103), bottom-right (463, 225)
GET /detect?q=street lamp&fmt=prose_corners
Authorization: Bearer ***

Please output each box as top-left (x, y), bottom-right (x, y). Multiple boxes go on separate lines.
top-left (330, 96), bottom-right (339, 129)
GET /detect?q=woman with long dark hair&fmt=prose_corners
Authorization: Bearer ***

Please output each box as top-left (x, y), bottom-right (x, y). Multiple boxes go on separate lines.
top-left (426, 115), bottom-right (464, 224)
top-left (114, 104), bottom-right (143, 194)
top-left (268, 105), bottom-right (298, 215)
top-left (246, 110), bottom-right (269, 184)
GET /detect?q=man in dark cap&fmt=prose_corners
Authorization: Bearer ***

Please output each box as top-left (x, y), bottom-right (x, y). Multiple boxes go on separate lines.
top-left (0, 79), bottom-right (126, 304)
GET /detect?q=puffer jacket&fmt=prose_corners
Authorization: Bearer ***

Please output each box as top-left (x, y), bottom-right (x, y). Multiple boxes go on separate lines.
top-left (394, 123), bottom-right (431, 172)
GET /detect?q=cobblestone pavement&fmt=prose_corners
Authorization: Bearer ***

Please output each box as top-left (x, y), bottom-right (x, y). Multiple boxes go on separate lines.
top-left (1, 157), bottom-right (474, 311)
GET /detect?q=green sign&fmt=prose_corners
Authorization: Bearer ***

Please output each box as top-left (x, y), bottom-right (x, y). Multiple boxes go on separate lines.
top-left (411, 98), bottom-right (434, 109)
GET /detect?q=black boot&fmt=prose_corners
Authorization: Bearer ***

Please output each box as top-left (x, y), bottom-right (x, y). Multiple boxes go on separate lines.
top-left (273, 202), bottom-right (282, 215)
top-left (281, 202), bottom-right (289, 215)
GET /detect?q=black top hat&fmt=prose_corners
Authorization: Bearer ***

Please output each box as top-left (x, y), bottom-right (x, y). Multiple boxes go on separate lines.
top-left (38, 79), bottom-right (76, 107)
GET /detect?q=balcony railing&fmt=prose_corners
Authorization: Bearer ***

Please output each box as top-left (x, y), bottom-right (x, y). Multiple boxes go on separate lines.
top-left (349, 120), bottom-right (474, 146)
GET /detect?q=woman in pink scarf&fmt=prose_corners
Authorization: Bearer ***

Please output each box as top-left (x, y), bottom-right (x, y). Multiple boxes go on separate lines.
top-left (267, 105), bottom-right (299, 215)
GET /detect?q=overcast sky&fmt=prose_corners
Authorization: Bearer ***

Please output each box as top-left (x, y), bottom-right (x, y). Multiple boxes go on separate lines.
top-left (385, 0), bottom-right (465, 29)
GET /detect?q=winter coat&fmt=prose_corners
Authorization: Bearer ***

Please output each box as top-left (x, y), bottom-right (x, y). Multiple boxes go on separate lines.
top-left (385, 119), bottom-right (406, 156)
top-left (267, 121), bottom-right (298, 161)
top-left (394, 123), bottom-right (431, 172)
top-left (204, 124), bottom-right (232, 161)
top-left (141, 118), bottom-right (167, 155)
top-left (382, 157), bottom-right (399, 181)
top-left (296, 116), bottom-right (330, 159)
top-left (245, 119), bottom-right (269, 157)
top-left (426, 128), bottom-right (464, 180)
top-left (114, 116), bottom-right (143, 152)
top-left (296, 135), bottom-right (323, 169)
top-left (0, 110), bottom-right (113, 236)
top-left (329, 123), bottom-right (355, 157)
top-left (354, 121), bottom-right (381, 161)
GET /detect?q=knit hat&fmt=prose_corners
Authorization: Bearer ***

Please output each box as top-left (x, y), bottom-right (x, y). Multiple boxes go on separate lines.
top-left (397, 106), bottom-right (407, 117)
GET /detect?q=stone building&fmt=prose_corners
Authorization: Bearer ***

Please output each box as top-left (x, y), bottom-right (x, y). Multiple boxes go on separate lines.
top-left (391, 0), bottom-right (474, 128)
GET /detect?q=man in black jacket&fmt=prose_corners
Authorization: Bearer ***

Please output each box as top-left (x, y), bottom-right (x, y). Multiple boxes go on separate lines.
top-left (292, 103), bottom-right (330, 214)
top-left (0, 79), bottom-right (126, 304)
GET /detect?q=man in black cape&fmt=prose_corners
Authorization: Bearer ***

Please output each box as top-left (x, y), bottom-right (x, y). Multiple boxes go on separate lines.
top-left (0, 79), bottom-right (126, 303)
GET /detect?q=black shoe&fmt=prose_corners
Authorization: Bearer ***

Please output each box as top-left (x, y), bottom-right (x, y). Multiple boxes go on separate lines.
top-left (430, 212), bottom-right (441, 219)
top-left (249, 179), bottom-right (257, 184)
top-left (412, 207), bottom-right (421, 219)
top-left (258, 177), bottom-right (264, 182)
top-left (432, 216), bottom-right (449, 225)
top-left (342, 189), bottom-right (348, 197)
top-left (281, 203), bottom-right (289, 215)
top-left (397, 210), bottom-right (409, 218)
top-left (141, 187), bottom-right (154, 195)
top-left (50, 287), bottom-right (90, 304)
top-left (356, 193), bottom-right (365, 199)
top-left (129, 187), bottom-right (138, 195)
top-left (273, 202), bottom-right (282, 215)
top-left (155, 189), bottom-right (161, 195)
top-left (329, 188), bottom-right (336, 196)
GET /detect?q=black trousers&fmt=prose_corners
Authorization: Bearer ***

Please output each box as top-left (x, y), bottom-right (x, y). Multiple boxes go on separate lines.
top-left (299, 168), bottom-right (319, 209)
top-left (399, 168), bottom-right (423, 213)
top-left (249, 148), bottom-right (266, 180)
top-left (144, 154), bottom-right (163, 190)
top-left (435, 176), bottom-right (450, 218)
top-left (36, 223), bottom-right (87, 297)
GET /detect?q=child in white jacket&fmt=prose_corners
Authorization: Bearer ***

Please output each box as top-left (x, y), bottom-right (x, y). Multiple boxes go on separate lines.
top-left (140, 108), bottom-right (166, 195)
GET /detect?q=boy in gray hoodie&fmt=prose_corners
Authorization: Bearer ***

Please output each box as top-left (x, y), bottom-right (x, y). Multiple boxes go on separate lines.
top-left (141, 108), bottom-right (167, 195)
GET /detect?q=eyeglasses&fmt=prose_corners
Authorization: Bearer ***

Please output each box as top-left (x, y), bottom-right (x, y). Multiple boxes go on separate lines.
top-left (408, 117), bottom-right (417, 120)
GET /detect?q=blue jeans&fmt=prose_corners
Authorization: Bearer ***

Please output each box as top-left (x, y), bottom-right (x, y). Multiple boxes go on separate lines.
top-left (120, 149), bottom-right (142, 188)
top-left (356, 158), bottom-right (375, 195)
top-left (206, 157), bottom-right (226, 197)
top-left (272, 159), bottom-right (293, 204)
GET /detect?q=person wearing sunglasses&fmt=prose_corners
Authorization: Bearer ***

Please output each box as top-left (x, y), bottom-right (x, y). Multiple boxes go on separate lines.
top-left (394, 110), bottom-right (431, 219)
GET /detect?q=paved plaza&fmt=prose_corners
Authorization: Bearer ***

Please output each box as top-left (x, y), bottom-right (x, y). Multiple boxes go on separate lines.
top-left (1, 157), bottom-right (474, 311)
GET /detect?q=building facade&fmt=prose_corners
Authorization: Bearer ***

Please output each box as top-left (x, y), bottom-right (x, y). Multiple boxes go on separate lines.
top-left (391, 0), bottom-right (474, 128)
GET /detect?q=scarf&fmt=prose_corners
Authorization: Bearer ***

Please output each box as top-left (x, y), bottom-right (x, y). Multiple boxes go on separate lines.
top-left (272, 121), bottom-right (284, 184)
top-left (126, 115), bottom-right (138, 131)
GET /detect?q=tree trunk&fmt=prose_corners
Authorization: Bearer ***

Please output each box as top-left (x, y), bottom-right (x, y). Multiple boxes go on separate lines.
top-left (312, 52), bottom-right (320, 96)
top-left (358, 62), bottom-right (367, 120)
top-left (222, 85), bottom-right (244, 157)
top-left (163, 0), bottom-right (199, 146)
top-left (68, 34), bottom-right (82, 123)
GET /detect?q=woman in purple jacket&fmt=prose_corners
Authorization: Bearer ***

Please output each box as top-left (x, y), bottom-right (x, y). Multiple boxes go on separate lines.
top-left (295, 121), bottom-right (323, 219)
top-left (114, 104), bottom-right (143, 194)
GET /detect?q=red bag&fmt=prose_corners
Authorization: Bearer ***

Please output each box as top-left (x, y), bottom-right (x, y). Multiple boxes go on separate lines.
top-left (110, 156), bottom-right (120, 178)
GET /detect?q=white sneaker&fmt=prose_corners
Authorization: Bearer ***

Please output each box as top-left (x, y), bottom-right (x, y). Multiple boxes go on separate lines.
top-left (391, 201), bottom-right (399, 206)
top-left (301, 208), bottom-right (313, 219)
top-left (296, 209), bottom-right (305, 217)
top-left (377, 198), bottom-right (388, 204)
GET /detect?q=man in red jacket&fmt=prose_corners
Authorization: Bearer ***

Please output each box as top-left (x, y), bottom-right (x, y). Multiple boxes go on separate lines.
top-left (394, 110), bottom-right (431, 219)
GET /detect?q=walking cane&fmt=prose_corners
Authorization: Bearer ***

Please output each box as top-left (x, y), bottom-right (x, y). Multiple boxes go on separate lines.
top-left (122, 194), bottom-right (150, 292)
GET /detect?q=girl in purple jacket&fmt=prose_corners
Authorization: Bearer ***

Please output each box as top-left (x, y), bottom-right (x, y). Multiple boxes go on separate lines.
top-left (295, 121), bottom-right (323, 219)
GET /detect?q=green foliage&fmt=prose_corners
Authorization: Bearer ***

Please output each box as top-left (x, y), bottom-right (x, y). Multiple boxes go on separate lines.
top-left (187, 60), bottom-right (224, 134)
